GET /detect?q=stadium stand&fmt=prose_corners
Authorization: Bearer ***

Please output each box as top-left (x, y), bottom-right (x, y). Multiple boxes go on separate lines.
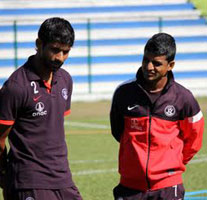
top-left (0, 0), bottom-right (207, 101)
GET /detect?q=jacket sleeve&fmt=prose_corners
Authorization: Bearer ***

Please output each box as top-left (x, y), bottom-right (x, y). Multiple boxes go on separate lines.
top-left (110, 89), bottom-right (124, 142)
top-left (179, 96), bottom-right (204, 165)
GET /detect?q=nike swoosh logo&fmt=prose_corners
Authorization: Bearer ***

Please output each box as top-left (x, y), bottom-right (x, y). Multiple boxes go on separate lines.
top-left (33, 95), bottom-right (42, 102)
top-left (127, 105), bottom-right (139, 111)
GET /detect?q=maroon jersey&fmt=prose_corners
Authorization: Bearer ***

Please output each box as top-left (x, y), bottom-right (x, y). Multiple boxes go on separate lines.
top-left (0, 56), bottom-right (74, 189)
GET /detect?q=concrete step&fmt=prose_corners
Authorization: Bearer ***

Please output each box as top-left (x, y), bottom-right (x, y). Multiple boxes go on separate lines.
top-left (1, 18), bottom-right (205, 33)
top-left (2, 42), bottom-right (207, 59)
top-left (0, 58), bottom-right (207, 77)
top-left (1, 24), bottom-right (207, 43)
top-left (1, 51), bottom-right (207, 67)
top-left (0, 10), bottom-right (201, 21)
top-left (1, 35), bottom-right (207, 48)
top-left (0, 2), bottom-right (200, 21)
top-left (0, 0), bottom-right (189, 9)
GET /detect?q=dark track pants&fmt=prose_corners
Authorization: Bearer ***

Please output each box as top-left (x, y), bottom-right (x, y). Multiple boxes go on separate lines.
top-left (113, 184), bottom-right (185, 200)
top-left (3, 185), bottom-right (83, 200)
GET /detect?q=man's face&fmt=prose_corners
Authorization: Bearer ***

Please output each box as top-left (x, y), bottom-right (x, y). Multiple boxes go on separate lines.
top-left (141, 52), bottom-right (174, 82)
top-left (38, 41), bottom-right (71, 72)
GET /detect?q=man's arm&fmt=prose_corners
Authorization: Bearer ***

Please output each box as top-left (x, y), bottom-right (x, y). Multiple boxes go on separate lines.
top-left (0, 125), bottom-right (12, 188)
top-left (180, 110), bottom-right (204, 165)
top-left (110, 91), bottom-right (124, 142)
top-left (0, 125), bottom-right (12, 156)
top-left (0, 80), bottom-right (20, 188)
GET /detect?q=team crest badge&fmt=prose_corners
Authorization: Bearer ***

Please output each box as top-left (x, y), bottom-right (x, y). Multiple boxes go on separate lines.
top-left (62, 88), bottom-right (68, 100)
top-left (164, 105), bottom-right (176, 117)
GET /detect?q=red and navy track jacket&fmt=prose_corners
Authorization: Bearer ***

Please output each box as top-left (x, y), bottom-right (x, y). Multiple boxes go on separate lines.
top-left (110, 68), bottom-right (204, 191)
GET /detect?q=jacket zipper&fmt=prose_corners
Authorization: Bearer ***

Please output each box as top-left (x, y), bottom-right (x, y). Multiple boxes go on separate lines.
top-left (146, 111), bottom-right (151, 190)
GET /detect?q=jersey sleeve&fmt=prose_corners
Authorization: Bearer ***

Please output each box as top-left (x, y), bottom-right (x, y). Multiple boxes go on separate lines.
top-left (64, 74), bottom-right (73, 116)
top-left (110, 88), bottom-right (124, 142)
top-left (0, 80), bottom-right (24, 125)
top-left (179, 94), bottom-right (204, 165)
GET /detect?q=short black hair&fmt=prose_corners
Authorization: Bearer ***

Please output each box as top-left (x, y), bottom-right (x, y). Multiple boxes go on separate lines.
top-left (144, 33), bottom-right (176, 62)
top-left (38, 17), bottom-right (75, 47)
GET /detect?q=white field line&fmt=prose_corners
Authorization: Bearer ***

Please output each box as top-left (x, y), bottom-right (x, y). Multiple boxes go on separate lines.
top-left (64, 121), bottom-right (110, 129)
top-left (73, 168), bottom-right (117, 176)
top-left (194, 154), bottom-right (207, 158)
top-left (71, 156), bottom-right (207, 176)
top-left (70, 159), bottom-right (117, 164)
top-left (189, 157), bottom-right (207, 164)
top-left (69, 156), bottom-right (207, 166)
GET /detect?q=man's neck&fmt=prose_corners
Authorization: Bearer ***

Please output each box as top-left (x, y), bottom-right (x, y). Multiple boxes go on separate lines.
top-left (144, 77), bottom-right (168, 93)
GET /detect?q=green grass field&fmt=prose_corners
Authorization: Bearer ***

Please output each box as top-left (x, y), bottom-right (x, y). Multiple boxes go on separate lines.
top-left (0, 97), bottom-right (207, 199)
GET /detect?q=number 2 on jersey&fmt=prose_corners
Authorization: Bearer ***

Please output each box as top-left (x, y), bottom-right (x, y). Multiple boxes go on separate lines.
top-left (31, 81), bottom-right (39, 94)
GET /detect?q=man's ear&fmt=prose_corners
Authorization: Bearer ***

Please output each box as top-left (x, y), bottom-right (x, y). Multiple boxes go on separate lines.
top-left (168, 61), bottom-right (175, 71)
top-left (35, 38), bottom-right (42, 51)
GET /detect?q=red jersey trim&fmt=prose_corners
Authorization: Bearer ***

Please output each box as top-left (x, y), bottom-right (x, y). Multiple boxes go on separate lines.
top-left (64, 109), bottom-right (71, 116)
top-left (0, 120), bottom-right (15, 125)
